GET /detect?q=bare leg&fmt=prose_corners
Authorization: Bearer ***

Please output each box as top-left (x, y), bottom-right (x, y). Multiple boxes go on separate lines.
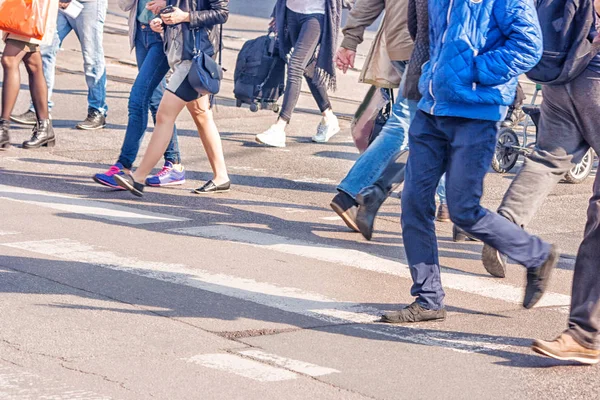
top-left (22, 51), bottom-right (49, 120)
top-left (131, 90), bottom-right (186, 183)
top-left (187, 96), bottom-right (229, 185)
top-left (1, 43), bottom-right (27, 120)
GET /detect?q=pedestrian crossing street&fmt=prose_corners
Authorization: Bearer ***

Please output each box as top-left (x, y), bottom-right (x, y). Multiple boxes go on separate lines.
top-left (0, 183), bottom-right (579, 395)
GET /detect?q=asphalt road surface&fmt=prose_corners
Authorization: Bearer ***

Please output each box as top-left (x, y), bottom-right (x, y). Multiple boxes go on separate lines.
top-left (0, 2), bottom-right (598, 399)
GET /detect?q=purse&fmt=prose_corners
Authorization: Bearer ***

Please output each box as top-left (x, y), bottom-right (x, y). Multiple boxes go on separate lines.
top-left (0, 0), bottom-right (51, 40)
top-left (187, 0), bottom-right (223, 95)
top-left (351, 86), bottom-right (394, 153)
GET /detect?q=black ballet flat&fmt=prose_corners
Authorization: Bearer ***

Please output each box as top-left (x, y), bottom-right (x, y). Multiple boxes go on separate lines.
top-left (192, 180), bottom-right (231, 194)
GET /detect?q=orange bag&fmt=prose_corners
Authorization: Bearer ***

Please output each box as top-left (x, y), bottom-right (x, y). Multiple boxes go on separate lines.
top-left (0, 0), bottom-right (51, 40)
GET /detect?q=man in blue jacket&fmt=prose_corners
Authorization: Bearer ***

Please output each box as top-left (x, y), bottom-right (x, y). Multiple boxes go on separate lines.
top-left (381, 0), bottom-right (560, 323)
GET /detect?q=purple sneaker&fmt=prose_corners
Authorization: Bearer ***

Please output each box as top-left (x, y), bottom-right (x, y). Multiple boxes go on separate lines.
top-left (93, 163), bottom-right (126, 189)
top-left (145, 161), bottom-right (186, 187)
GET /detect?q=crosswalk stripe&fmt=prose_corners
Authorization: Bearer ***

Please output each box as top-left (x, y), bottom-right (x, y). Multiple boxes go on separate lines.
top-left (185, 354), bottom-right (298, 382)
top-left (238, 350), bottom-right (340, 377)
top-left (0, 364), bottom-right (111, 399)
top-left (0, 238), bottom-right (532, 355)
top-left (169, 225), bottom-right (571, 308)
top-left (0, 184), bottom-right (188, 225)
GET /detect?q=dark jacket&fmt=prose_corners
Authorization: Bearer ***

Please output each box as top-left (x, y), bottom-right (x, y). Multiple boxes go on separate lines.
top-left (403, 0), bottom-right (428, 101)
top-left (526, 0), bottom-right (600, 85)
top-left (166, 0), bottom-right (229, 61)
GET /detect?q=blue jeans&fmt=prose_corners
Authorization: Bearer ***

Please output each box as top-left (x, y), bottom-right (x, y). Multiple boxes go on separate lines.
top-left (117, 24), bottom-right (180, 169)
top-left (33, 0), bottom-right (108, 114)
top-left (401, 110), bottom-right (552, 310)
top-left (338, 61), bottom-right (419, 198)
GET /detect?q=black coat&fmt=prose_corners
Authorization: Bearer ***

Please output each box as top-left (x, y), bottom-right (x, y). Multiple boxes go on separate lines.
top-left (167, 0), bottom-right (229, 61)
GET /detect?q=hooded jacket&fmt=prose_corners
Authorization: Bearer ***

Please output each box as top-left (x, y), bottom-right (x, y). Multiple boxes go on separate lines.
top-left (419, 0), bottom-right (543, 121)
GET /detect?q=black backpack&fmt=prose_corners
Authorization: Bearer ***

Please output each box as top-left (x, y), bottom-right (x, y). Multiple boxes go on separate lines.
top-left (526, 0), bottom-right (600, 85)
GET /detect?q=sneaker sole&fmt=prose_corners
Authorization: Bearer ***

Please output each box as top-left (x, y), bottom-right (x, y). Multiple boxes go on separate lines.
top-left (482, 244), bottom-right (507, 278)
top-left (146, 179), bottom-right (186, 187)
top-left (10, 117), bottom-right (37, 125)
top-left (330, 201), bottom-right (359, 233)
top-left (255, 137), bottom-right (286, 148)
top-left (312, 126), bottom-right (341, 143)
top-left (93, 176), bottom-right (125, 190)
top-left (531, 344), bottom-right (600, 365)
top-left (76, 124), bottom-right (106, 131)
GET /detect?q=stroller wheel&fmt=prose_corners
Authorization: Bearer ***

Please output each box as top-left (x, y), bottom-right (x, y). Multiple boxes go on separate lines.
top-left (250, 103), bottom-right (259, 112)
top-left (491, 128), bottom-right (520, 174)
top-left (563, 148), bottom-right (595, 184)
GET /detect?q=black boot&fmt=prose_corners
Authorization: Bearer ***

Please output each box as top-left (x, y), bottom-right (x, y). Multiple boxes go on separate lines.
top-left (355, 185), bottom-right (387, 241)
top-left (0, 119), bottom-right (10, 150)
top-left (23, 119), bottom-right (55, 149)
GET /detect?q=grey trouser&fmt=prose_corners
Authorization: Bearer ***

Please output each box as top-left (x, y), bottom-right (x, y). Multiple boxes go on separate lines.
top-left (498, 69), bottom-right (600, 349)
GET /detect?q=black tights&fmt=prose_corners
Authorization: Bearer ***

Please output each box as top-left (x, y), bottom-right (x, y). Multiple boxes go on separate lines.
top-left (1, 41), bottom-right (48, 121)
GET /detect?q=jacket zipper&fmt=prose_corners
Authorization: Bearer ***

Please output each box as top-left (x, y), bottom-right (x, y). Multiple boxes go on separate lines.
top-left (430, 0), bottom-right (455, 114)
top-left (472, 49), bottom-right (479, 91)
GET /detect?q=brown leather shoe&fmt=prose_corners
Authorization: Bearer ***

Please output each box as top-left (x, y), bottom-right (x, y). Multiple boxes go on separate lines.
top-left (532, 332), bottom-right (600, 365)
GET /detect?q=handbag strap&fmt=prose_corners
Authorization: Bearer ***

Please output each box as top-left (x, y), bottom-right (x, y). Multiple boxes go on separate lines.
top-left (189, 0), bottom-right (223, 65)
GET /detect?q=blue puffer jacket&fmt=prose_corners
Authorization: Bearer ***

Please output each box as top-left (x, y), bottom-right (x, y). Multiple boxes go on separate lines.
top-left (418, 0), bottom-right (543, 121)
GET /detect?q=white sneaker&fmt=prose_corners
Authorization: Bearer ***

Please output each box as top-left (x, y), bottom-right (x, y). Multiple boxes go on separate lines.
top-left (312, 116), bottom-right (340, 143)
top-left (256, 125), bottom-right (287, 148)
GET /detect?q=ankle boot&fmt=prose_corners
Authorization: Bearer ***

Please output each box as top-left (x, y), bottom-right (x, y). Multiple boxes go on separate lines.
top-left (23, 119), bottom-right (55, 149)
top-left (355, 185), bottom-right (387, 241)
top-left (0, 119), bottom-right (10, 149)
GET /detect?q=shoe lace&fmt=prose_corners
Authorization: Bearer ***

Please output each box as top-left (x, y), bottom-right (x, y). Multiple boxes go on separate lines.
top-left (156, 165), bottom-right (172, 177)
top-left (106, 165), bottom-right (122, 177)
top-left (316, 124), bottom-right (328, 137)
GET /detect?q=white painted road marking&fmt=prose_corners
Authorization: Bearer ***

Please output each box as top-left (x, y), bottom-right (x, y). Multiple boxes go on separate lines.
top-left (2, 238), bottom-right (381, 324)
top-left (186, 354), bottom-right (298, 382)
top-left (1, 238), bottom-right (534, 355)
top-left (0, 184), bottom-right (189, 225)
top-left (238, 350), bottom-right (340, 377)
top-left (0, 364), bottom-right (111, 399)
top-left (0, 231), bottom-right (19, 236)
top-left (169, 225), bottom-right (571, 308)
top-left (321, 216), bottom-right (342, 221)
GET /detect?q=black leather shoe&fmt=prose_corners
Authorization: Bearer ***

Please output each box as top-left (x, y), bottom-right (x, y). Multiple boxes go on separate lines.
top-left (523, 245), bottom-right (559, 309)
top-left (355, 185), bottom-right (387, 241)
top-left (76, 109), bottom-right (106, 130)
top-left (22, 119), bottom-right (55, 149)
top-left (0, 119), bottom-right (10, 150)
top-left (114, 174), bottom-right (145, 197)
top-left (193, 180), bottom-right (231, 194)
top-left (10, 110), bottom-right (38, 125)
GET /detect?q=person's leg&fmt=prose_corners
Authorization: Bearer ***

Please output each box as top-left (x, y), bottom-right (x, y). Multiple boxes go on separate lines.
top-left (130, 90), bottom-right (187, 184)
top-left (117, 30), bottom-right (171, 170)
top-left (22, 51), bottom-right (49, 120)
top-left (22, 13), bottom-right (72, 117)
top-left (498, 85), bottom-right (590, 229)
top-left (1, 42), bottom-right (27, 120)
top-left (256, 10), bottom-right (321, 147)
top-left (187, 96), bottom-right (229, 186)
top-left (21, 50), bottom-right (56, 148)
top-left (74, 0), bottom-right (108, 117)
top-left (398, 111), bottom-right (448, 313)
top-left (444, 116), bottom-right (556, 307)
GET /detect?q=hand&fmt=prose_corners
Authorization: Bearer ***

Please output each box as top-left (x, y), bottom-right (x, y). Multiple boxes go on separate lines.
top-left (146, 0), bottom-right (167, 15)
top-left (161, 7), bottom-right (190, 25)
top-left (150, 17), bottom-right (164, 33)
top-left (335, 47), bottom-right (356, 74)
